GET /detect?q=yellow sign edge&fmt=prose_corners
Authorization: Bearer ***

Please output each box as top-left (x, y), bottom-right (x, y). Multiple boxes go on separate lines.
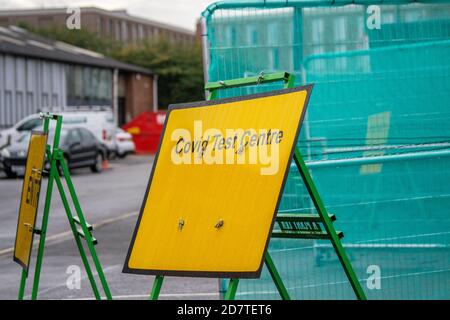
top-left (13, 130), bottom-right (48, 271)
top-left (122, 84), bottom-right (314, 278)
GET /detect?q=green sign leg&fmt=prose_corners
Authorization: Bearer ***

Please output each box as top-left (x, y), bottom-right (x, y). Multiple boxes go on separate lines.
top-left (264, 252), bottom-right (290, 300)
top-left (206, 72), bottom-right (296, 301)
top-left (18, 269), bottom-right (27, 300)
top-left (293, 148), bottom-right (367, 300)
top-left (283, 74), bottom-right (296, 89)
top-left (60, 158), bottom-right (112, 300)
top-left (150, 275), bottom-right (164, 300)
top-left (21, 114), bottom-right (112, 300)
top-left (31, 158), bottom-right (57, 300)
top-left (30, 114), bottom-right (61, 300)
top-left (224, 278), bottom-right (239, 300)
top-left (54, 172), bottom-right (101, 300)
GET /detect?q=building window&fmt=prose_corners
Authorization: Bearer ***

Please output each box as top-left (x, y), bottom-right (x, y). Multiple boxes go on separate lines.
top-left (38, 17), bottom-right (53, 29)
top-left (66, 65), bottom-right (112, 106)
top-left (121, 21), bottom-right (128, 41)
top-left (74, 66), bottom-right (83, 99)
top-left (131, 23), bottom-right (137, 42)
top-left (82, 67), bottom-right (92, 104)
top-left (66, 65), bottom-right (75, 102)
top-left (99, 69), bottom-right (112, 101)
top-left (91, 68), bottom-right (99, 101)
top-left (138, 24), bottom-right (144, 40)
top-left (109, 19), bottom-right (114, 36)
top-left (97, 17), bottom-right (104, 35)
top-left (116, 21), bottom-right (121, 41)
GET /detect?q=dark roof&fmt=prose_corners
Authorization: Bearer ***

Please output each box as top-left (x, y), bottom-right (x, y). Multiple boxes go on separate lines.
top-left (0, 25), bottom-right (153, 75)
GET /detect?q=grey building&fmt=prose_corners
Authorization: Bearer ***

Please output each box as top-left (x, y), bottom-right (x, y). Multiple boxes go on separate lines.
top-left (0, 25), bottom-right (157, 128)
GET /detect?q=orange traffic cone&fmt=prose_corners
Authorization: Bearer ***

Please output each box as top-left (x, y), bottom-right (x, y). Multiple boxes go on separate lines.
top-left (102, 159), bottom-right (110, 170)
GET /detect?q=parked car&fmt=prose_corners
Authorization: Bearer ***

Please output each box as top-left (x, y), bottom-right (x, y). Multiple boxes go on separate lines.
top-left (60, 110), bottom-right (116, 157)
top-left (0, 110), bottom-right (116, 157)
top-left (0, 127), bottom-right (107, 178)
top-left (0, 116), bottom-right (42, 149)
top-left (115, 128), bottom-right (135, 158)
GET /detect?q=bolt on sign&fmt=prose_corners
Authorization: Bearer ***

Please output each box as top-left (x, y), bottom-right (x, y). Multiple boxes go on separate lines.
top-left (14, 132), bottom-right (47, 271)
top-left (123, 85), bottom-right (312, 278)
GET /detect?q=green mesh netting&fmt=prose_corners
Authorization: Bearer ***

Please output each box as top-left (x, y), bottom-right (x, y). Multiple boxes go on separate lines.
top-left (202, 0), bottom-right (450, 299)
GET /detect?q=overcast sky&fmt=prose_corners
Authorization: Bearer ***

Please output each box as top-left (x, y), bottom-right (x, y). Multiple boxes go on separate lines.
top-left (0, 0), bottom-right (217, 31)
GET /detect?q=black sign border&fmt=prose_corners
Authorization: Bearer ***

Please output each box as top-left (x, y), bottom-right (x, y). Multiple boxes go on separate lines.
top-left (123, 84), bottom-right (313, 278)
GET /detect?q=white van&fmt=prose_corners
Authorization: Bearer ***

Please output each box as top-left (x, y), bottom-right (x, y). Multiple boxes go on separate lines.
top-left (0, 110), bottom-right (116, 156)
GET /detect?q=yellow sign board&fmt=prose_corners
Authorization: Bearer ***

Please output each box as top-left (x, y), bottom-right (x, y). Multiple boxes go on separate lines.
top-left (14, 132), bottom-right (47, 270)
top-left (123, 86), bottom-right (312, 278)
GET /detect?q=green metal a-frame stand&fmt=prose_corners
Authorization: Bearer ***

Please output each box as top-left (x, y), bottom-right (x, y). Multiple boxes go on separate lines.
top-left (18, 112), bottom-right (112, 300)
top-left (149, 72), bottom-right (366, 300)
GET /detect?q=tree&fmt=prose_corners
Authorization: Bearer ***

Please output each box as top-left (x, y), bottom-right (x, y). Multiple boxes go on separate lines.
top-left (112, 39), bottom-right (204, 108)
top-left (17, 22), bottom-right (120, 55)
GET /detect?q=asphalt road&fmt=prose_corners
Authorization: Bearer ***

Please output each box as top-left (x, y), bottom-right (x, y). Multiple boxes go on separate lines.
top-left (0, 155), bottom-right (217, 300)
top-left (0, 155), bottom-right (153, 252)
top-left (1, 155), bottom-right (447, 300)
